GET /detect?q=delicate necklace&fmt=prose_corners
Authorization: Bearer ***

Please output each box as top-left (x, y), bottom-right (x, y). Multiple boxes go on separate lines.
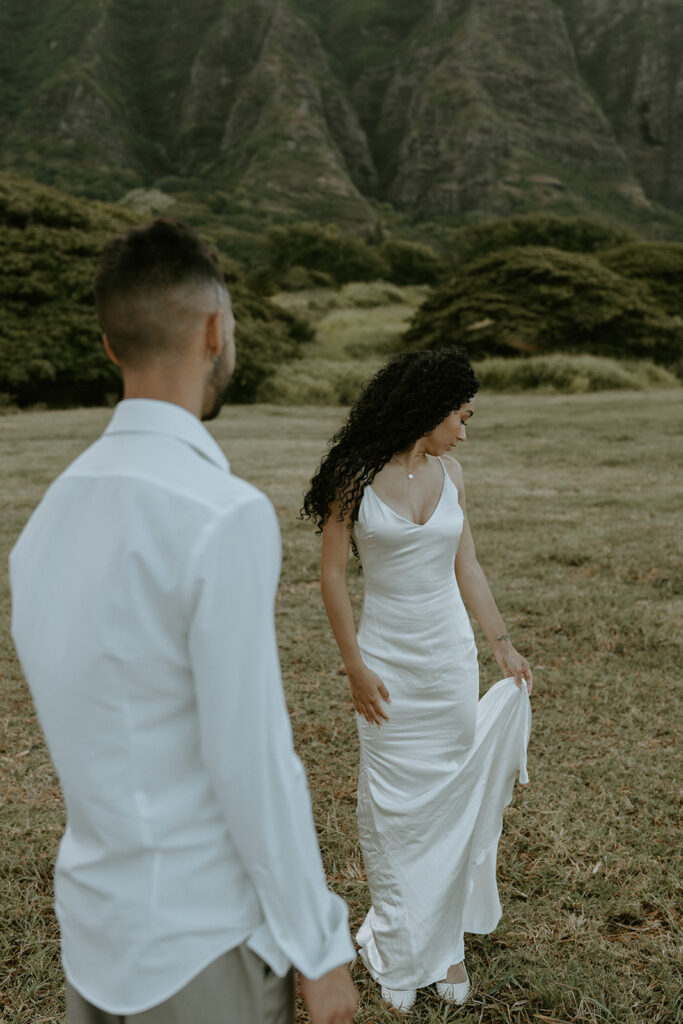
top-left (391, 454), bottom-right (426, 480)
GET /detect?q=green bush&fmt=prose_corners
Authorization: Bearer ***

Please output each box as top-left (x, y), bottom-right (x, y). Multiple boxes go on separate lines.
top-left (0, 172), bottom-right (137, 232)
top-left (473, 354), bottom-right (679, 393)
top-left (449, 214), bottom-right (636, 268)
top-left (405, 245), bottom-right (682, 365)
top-left (226, 286), bottom-right (313, 403)
top-left (0, 174), bottom-right (310, 406)
top-left (152, 176), bottom-right (192, 194)
top-left (277, 265), bottom-right (322, 291)
top-left (0, 190), bottom-right (133, 405)
top-left (265, 221), bottom-right (388, 285)
top-left (262, 223), bottom-right (445, 288)
top-left (598, 242), bottom-right (683, 317)
top-left (256, 357), bottom-right (380, 405)
top-left (379, 239), bottom-right (444, 285)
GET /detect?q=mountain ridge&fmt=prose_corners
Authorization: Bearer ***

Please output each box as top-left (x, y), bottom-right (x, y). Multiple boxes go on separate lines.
top-left (0, 0), bottom-right (681, 233)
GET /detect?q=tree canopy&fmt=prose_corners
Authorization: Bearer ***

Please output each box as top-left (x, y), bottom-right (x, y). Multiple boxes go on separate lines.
top-left (404, 244), bottom-right (682, 366)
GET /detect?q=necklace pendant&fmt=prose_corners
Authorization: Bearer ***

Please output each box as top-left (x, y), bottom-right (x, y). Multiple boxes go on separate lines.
top-left (408, 473), bottom-right (414, 480)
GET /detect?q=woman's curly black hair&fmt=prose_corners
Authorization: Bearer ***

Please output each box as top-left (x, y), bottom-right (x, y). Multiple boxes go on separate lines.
top-left (301, 347), bottom-right (479, 532)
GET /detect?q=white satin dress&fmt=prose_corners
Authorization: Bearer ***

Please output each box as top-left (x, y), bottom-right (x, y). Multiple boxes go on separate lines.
top-left (352, 457), bottom-right (531, 991)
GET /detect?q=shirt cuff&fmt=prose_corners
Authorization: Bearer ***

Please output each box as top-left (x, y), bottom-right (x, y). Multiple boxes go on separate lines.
top-left (246, 893), bottom-right (356, 980)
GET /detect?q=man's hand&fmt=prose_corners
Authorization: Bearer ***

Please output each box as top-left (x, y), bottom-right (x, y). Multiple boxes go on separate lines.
top-left (299, 965), bottom-right (357, 1024)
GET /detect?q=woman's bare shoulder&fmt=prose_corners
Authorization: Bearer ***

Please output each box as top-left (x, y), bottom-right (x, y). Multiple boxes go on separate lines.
top-left (441, 453), bottom-right (465, 484)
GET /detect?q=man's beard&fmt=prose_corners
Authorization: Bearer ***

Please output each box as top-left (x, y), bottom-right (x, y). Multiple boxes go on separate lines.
top-left (202, 345), bottom-right (232, 422)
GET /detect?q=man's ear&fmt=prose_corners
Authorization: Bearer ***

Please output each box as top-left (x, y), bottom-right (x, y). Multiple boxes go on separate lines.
top-left (102, 335), bottom-right (121, 367)
top-left (204, 309), bottom-right (223, 362)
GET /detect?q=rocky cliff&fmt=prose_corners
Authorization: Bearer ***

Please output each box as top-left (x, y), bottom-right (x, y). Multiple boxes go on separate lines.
top-left (561, 0), bottom-right (683, 214)
top-left (0, 0), bottom-right (681, 229)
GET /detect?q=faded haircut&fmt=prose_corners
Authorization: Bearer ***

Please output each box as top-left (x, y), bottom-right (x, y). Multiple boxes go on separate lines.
top-left (94, 219), bottom-right (228, 366)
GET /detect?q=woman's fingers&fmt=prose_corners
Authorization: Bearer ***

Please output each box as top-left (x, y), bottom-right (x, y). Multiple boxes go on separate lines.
top-left (509, 667), bottom-right (525, 690)
top-left (510, 660), bottom-right (533, 695)
top-left (365, 703), bottom-right (389, 726)
top-left (502, 649), bottom-right (533, 692)
top-left (373, 687), bottom-right (391, 722)
top-left (357, 696), bottom-right (390, 726)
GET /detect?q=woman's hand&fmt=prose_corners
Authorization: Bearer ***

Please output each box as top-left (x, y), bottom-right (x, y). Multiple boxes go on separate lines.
top-left (492, 636), bottom-right (533, 694)
top-left (348, 664), bottom-right (391, 726)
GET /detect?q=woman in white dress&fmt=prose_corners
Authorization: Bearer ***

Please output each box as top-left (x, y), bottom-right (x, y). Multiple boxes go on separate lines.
top-left (302, 348), bottom-right (533, 1012)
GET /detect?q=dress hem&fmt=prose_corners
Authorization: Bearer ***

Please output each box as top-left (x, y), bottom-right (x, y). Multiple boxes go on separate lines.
top-left (357, 915), bottom-right (502, 991)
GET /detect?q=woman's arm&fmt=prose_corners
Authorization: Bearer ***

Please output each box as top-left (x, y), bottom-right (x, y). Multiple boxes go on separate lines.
top-left (321, 504), bottom-right (391, 725)
top-left (445, 458), bottom-right (533, 692)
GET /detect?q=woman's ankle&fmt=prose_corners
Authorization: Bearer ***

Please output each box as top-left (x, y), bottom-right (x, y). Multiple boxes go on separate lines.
top-left (440, 960), bottom-right (467, 984)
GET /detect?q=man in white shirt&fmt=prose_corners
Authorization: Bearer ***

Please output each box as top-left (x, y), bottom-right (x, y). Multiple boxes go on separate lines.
top-left (10, 220), bottom-right (357, 1024)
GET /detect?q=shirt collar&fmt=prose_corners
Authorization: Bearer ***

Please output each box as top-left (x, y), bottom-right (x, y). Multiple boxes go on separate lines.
top-left (104, 399), bottom-right (230, 472)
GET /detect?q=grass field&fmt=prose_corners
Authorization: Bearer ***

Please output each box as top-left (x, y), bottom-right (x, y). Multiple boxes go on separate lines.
top-left (1, 392), bottom-right (681, 1024)
top-left (265, 283), bottom-right (426, 404)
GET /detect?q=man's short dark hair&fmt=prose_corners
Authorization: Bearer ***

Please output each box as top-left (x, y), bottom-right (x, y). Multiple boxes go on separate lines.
top-left (94, 219), bottom-right (227, 366)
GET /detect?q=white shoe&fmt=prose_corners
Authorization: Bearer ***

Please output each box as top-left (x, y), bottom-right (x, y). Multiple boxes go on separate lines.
top-left (381, 985), bottom-right (417, 1012)
top-left (435, 971), bottom-right (470, 1004)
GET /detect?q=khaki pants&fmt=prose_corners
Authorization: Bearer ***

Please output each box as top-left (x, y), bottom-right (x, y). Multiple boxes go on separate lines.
top-left (66, 945), bottom-right (295, 1024)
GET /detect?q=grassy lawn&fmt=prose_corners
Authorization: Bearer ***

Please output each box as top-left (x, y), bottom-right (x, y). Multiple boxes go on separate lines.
top-left (1, 391), bottom-right (681, 1023)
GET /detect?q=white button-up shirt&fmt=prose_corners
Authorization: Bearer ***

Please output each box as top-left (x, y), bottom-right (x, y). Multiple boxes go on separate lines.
top-left (9, 399), bottom-right (355, 1015)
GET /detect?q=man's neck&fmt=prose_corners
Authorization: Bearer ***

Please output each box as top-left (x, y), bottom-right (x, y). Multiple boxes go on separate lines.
top-left (121, 373), bottom-right (203, 419)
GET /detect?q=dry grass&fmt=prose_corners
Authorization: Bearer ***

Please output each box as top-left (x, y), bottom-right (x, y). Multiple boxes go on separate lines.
top-left (1, 392), bottom-right (682, 1024)
top-left (266, 283), bottom-right (429, 404)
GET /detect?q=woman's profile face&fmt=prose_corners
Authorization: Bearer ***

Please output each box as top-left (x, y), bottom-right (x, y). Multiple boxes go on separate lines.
top-left (424, 399), bottom-right (476, 455)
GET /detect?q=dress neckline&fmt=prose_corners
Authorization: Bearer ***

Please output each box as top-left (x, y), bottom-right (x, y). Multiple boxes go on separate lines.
top-left (368, 456), bottom-right (449, 528)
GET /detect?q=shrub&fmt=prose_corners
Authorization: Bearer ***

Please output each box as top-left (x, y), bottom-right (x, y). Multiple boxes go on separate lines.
top-left (226, 286), bottom-right (314, 403)
top-left (449, 214), bottom-right (636, 268)
top-left (598, 242), bottom-right (683, 317)
top-left (0, 173), bottom-right (136, 232)
top-left (152, 176), bottom-right (192, 194)
top-left (256, 357), bottom-right (380, 405)
top-left (265, 221), bottom-right (388, 285)
top-left (473, 354), bottom-right (679, 393)
top-left (0, 174), bottom-right (310, 406)
top-left (0, 217), bottom-right (128, 405)
top-left (404, 246), bottom-right (682, 365)
top-left (379, 239), bottom-right (444, 285)
top-left (278, 266), bottom-right (320, 291)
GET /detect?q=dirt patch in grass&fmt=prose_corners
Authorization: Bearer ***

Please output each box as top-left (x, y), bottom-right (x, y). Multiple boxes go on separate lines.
top-left (1, 392), bottom-right (681, 1023)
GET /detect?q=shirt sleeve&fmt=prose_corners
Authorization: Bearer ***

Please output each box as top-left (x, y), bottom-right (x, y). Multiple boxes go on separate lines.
top-left (188, 492), bottom-right (356, 979)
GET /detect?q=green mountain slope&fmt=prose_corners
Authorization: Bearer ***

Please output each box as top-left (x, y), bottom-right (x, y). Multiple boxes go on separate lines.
top-left (0, 0), bottom-right (681, 232)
